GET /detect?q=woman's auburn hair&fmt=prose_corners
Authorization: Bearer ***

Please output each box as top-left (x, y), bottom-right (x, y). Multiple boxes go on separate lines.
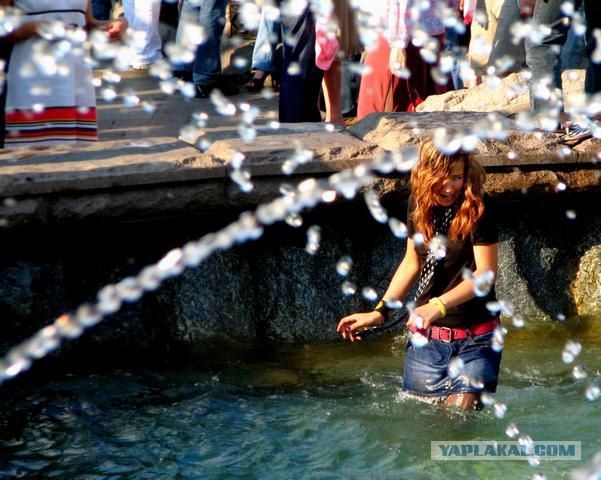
top-left (410, 139), bottom-right (486, 243)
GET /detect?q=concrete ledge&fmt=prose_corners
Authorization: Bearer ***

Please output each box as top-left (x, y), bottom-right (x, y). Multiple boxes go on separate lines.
top-left (1, 113), bottom-right (600, 228)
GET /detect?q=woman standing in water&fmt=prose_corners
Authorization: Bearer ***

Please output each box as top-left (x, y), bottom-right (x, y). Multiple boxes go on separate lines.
top-left (337, 140), bottom-right (502, 410)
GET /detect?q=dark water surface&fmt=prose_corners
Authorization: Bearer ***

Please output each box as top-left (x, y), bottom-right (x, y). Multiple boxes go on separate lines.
top-left (1, 318), bottom-right (600, 479)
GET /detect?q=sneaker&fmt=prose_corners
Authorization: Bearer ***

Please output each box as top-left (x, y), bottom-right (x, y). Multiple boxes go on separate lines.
top-left (560, 123), bottom-right (592, 145)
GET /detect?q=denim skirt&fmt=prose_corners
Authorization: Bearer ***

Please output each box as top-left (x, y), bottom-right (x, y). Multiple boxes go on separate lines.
top-left (403, 331), bottom-right (502, 398)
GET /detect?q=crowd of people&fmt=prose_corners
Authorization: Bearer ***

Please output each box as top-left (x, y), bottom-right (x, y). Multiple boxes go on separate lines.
top-left (0, 0), bottom-right (599, 148)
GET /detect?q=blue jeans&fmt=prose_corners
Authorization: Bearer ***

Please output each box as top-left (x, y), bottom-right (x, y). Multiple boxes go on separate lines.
top-left (526, 0), bottom-right (601, 113)
top-left (174, 0), bottom-right (227, 86)
top-left (92, 0), bottom-right (112, 20)
top-left (403, 331), bottom-right (502, 397)
top-left (445, 26), bottom-right (464, 90)
top-left (251, 9), bottom-right (281, 73)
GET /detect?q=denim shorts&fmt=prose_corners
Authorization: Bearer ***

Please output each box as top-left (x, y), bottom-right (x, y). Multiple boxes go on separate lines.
top-left (402, 331), bottom-right (502, 398)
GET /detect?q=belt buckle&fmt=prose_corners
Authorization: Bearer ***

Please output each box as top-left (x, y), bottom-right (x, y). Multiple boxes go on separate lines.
top-left (438, 326), bottom-right (453, 343)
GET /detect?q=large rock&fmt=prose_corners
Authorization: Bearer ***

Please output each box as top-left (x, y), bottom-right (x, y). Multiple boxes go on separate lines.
top-left (417, 70), bottom-right (585, 114)
top-left (573, 246), bottom-right (601, 316)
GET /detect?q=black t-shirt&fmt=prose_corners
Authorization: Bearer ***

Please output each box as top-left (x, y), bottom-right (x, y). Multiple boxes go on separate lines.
top-left (407, 195), bottom-right (499, 328)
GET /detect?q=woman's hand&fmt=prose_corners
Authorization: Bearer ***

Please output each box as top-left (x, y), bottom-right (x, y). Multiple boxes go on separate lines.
top-left (105, 18), bottom-right (128, 40)
top-left (337, 311), bottom-right (385, 342)
top-left (389, 47), bottom-right (407, 75)
top-left (406, 303), bottom-right (441, 331)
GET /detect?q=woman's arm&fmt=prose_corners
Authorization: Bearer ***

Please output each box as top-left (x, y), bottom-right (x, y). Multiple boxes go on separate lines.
top-left (85, 1), bottom-right (127, 40)
top-left (337, 238), bottom-right (420, 341)
top-left (381, 237), bottom-right (420, 303)
top-left (407, 242), bottom-right (498, 330)
top-left (0, 0), bottom-right (46, 42)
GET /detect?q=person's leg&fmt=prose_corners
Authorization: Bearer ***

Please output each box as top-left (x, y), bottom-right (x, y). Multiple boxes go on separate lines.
top-left (192, 0), bottom-right (228, 87)
top-left (322, 59), bottom-right (344, 124)
top-left (583, 0), bottom-right (601, 95)
top-left (560, 3), bottom-right (588, 71)
top-left (278, 6), bottom-right (323, 122)
top-left (122, 0), bottom-right (163, 68)
top-left (525, 0), bottom-right (577, 114)
top-left (172, 0), bottom-right (197, 78)
top-left (356, 35), bottom-right (392, 119)
top-left (487, 0), bottom-right (526, 75)
top-left (445, 26), bottom-right (464, 90)
top-left (251, 7), bottom-right (280, 74)
top-left (91, 0), bottom-right (112, 20)
top-left (467, 0), bottom-right (496, 86)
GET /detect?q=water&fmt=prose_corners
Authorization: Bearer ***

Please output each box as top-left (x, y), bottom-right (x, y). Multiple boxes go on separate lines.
top-left (1, 318), bottom-right (600, 479)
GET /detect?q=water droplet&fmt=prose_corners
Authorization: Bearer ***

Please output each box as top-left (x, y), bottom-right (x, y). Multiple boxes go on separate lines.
top-left (341, 280), bottom-right (357, 296)
top-left (97, 285), bottom-right (122, 314)
top-left (364, 190), bottom-right (388, 223)
top-left (100, 87), bottom-right (117, 101)
top-left (210, 89), bottom-right (236, 116)
top-left (336, 256), bottom-right (353, 277)
top-left (322, 190), bottom-right (336, 203)
top-left (555, 182), bottom-right (567, 192)
top-left (142, 101), bottom-right (156, 114)
top-left (179, 81), bottom-right (196, 99)
top-left (410, 331), bottom-right (428, 348)
top-left (447, 358), bottom-right (464, 378)
top-left (362, 287), bottom-right (378, 301)
top-left (566, 209), bottom-right (577, 220)
top-left (238, 123), bottom-right (257, 143)
top-left (519, 435), bottom-right (534, 454)
top-left (116, 277), bottom-right (143, 302)
top-left (261, 87), bottom-right (276, 100)
top-left (232, 56), bottom-right (248, 69)
top-left (572, 365), bottom-right (587, 380)
top-left (486, 301), bottom-right (502, 314)
top-left (464, 269), bottom-right (495, 297)
top-left (506, 423), bottom-right (520, 438)
top-left (499, 299), bottom-right (516, 317)
top-left (305, 225), bottom-right (321, 255)
top-left (230, 168), bottom-right (254, 193)
top-left (287, 61), bottom-right (301, 75)
top-left (429, 234), bottom-right (448, 260)
top-left (492, 326), bottom-right (505, 352)
top-left (562, 340), bottom-right (582, 364)
top-left (285, 213), bottom-right (303, 228)
top-left (494, 402), bottom-right (507, 418)
top-left (585, 384), bottom-right (600, 401)
top-left (413, 233), bottom-right (425, 247)
top-left (512, 314), bottom-right (525, 328)
top-left (55, 313), bottom-right (83, 339)
top-left (388, 218), bottom-right (408, 238)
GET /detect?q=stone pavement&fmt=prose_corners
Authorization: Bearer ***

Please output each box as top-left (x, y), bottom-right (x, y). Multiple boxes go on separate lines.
top-left (0, 69), bottom-right (600, 228)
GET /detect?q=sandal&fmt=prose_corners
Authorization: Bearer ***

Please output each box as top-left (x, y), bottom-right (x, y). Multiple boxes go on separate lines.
top-left (560, 123), bottom-right (593, 145)
top-left (245, 71), bottom-right (279, 92)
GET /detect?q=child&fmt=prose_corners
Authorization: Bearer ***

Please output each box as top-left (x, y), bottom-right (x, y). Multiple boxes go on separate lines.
top-left (337, 139), bottom-right (502, 410)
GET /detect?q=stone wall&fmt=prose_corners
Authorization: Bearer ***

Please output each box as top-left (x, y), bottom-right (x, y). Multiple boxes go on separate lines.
top-left (1, 194), bottom-right (601, 362)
